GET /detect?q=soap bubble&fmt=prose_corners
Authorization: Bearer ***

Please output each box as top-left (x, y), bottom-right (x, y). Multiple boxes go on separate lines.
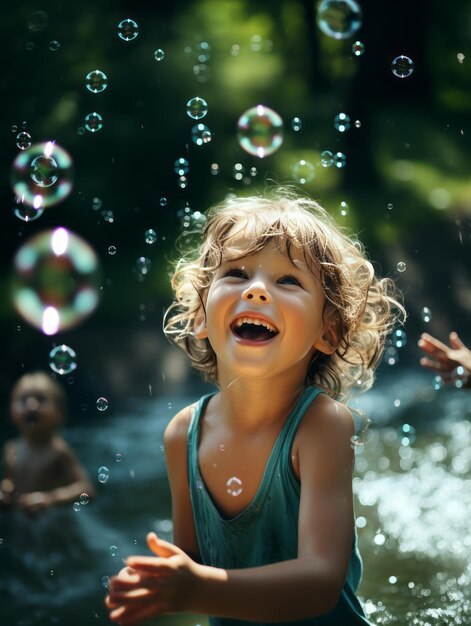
top-left (334, 152), bottom-right (346, 168)
top-left (391, 55), bottom-right (414, 78)
top-left (339, 201), bottom-right (349, 217)
top-left (396, 261), bottom-right (407, 273)
top-left (27, 10), bottom-right (49, 32)
top-left (174, 158), bottom-right (189, 175)
top-left (96, 397), bottom-right (109, 411)
top-left (160, 197), bottom-right (167, 206)
top-left (16, 131), bottom-right (32, 150)
top-left (354, 120), bottom-right (361, 128)
top-left (320, 150), bottom-right (334, 167)
top-left (291, 117), bottom-right (302, 131)
top-left (79, 493), bottom-right (90, 505)
top-left (97, 467), bottom-right (110, 483)
top-left (12, 228), bottom-right (101, 334)
top-left (108, 245), bottom-right (117, 255)
top-left (154, 49), bottom-right (165, 61)
top-left (136, 257), bottom-right (151, 276)
top-left (49, 344), bottom-right (77, 375)
top-left (226, 476), bottom-right (243, 497)
top-left (118, 19), bottom-right (138, 41)
top-left (433, 375), bottom-right (443, 390)
top-left (421, 307), bottom-right (432, 323)
top-left (186, 97), bottom-right (208, 120)
top-left (392, 329), bottom-right (407, 348)
top-left (85, 70), bottom-right (108, 94)
top-left (316, 0), bottom-right (362, 40)
top-left (11, 141), bottom-right (73, 209)
top-left (237, 105), bottom-right (284, 158)
top-left (384, 346), bottom-right (399, 366)
top-left (49, 41), bottom-right (60, 52)
top-left (292, 160), bottom-right (315, 184)
top-left (191, 123), bottom-right (212, 146)
top-left (352, 41), bottom-right (365, 56)
top-left (334, 113), bottom-right (350, 132)
top-left (73, 502), bottom-right (81, 512)
top-left (13, 196), bottom-right (44, 222)
top-left (145, 229), bottom-right (157, 244)
top-left (85, 112), bottom-right (103, 133)
top-left (109, 546), bottom-right (118, 557)
top-left (398, 423), bottom-right (416, 447)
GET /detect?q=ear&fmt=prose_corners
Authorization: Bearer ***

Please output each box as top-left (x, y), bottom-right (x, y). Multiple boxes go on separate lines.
top-left (313, 310), bottom-right (340, 355)
top-left (193, 308), bottom-right (208, 339)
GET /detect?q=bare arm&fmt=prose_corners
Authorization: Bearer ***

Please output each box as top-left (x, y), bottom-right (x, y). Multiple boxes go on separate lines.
top-left (418, 331), bottom-right (471, 387)
top-left (106, 398), bottom-right (355, 624)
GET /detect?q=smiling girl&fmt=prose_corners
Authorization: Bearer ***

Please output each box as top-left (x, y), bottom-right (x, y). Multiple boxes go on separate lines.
top-left (106, 187), bottom-right (405, 626)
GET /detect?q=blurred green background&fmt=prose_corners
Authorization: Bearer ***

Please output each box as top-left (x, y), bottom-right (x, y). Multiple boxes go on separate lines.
top-left (1, 0), bottom-right (470, 415)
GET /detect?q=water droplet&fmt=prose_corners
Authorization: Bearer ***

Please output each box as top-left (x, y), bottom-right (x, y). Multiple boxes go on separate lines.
top-left (85, 70), bottom-right (108, 94)
top-left (317, 0), bottom-right (362, 40)
top-left (136, 257), bottom-right (151, 276)
top-left (320, 150), bottom-right (334, 167)
top-left (219, 444), bottom-right (225, 452)
top-left (109, 545), bottom-right (118, 557)
top-left (115, 453), bottom-right (123, 463)
top-left (73, 501), bottom-right (81, 512)
top-left (174, 158), bottom-right (189, 175)
top-left (237, 105), bottom-right (284, 158)
top-left (98, 466), bottom-right (110, 483)
top-left (291, 117), bottom-right (302, 131)
top-left (191, 123), bottom-right (212, 146)
top-left (154, 49), bottom-right (165, 61)
top-left (396, 261), bottom-right (407, 272)
top-left (457, 52), bottom-right (465, 64)
top-left (374, 533), bottom-right (385, 546)
top-left (159, 197), bottom-right (167, 206)
top-left (388, 576), bottom-right (398, 584)
top-left (117, 19), bottom-right (139, 42)
top-left (186, 97), bottom-right (208, 120)
top-left (334, 112), bottom-right (350, 132)
top-left (79, 493), bottom-right (90, 505)
top-left (108, 245), bottom-right (117, 255)
top-left (226, 476), bottom-right (243, 497)
top-left (391, 55), bottom-right (414, 78)
top-left (16, 132), bottom-right (32, 150)
top-left (421, 307), bottom-right (432, 323)
top-left (352, 41), bottom-right (365, 56)
top-left (356, 516), bottom-right (367, 528)
top-left (12, 228), bottom-right (101, 334)
top-left (85, 112), bottom-right (103, 133)
top-left (96, 397), bottom-right (109, 411)
top-left (334, 152), bottom-right (347, 168)
top-left (145, 228), bottom-right (157, 244)
top-left (292, 160), bottom-right (315, 184)
top-left (49, 40), bottom-right (60, 52)
top-left (49, 345), bottom-right (77, 375)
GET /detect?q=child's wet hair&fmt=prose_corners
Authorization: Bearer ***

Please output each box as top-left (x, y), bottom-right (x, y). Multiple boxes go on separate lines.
top-left (164, 187), bottom-right (405, 400)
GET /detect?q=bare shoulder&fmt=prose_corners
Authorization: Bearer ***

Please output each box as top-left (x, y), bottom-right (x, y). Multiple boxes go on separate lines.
top-left (164, 402), bottom-right (198, 450)
top-left (300, 393), bottom-right (354, 439)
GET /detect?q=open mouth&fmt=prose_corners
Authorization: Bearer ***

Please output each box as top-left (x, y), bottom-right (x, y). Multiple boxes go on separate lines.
top-left (230, 316), bottom-right (279, 342)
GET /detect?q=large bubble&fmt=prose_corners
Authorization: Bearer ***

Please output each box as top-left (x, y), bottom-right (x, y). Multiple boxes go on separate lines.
top-left (117, 19), bottom-right (138, 41)
top-left (85, 70), bottom-right (108, 93)
top-left (11, 228), bottom-right (101, 335)
top-left (11, 141), bottom-right (74, 209)
top-left (237, 105), bottom-right (284, 158)
top-left (316, 0), bottom-right (362, 40)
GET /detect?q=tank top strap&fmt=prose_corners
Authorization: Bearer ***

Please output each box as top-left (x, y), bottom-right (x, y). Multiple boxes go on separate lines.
top-left (187, 393), bottom-right (215, 483)
top-left (280, 386), bottom-right (325, 451)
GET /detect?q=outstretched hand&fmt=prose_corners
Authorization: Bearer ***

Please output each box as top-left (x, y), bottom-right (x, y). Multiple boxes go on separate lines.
top-left (106, 532), bottom-right (199, 626)
top-left (418, 331), bottom-right (471, 387)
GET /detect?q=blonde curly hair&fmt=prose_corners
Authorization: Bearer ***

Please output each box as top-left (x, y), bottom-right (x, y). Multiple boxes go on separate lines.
top-left (164, 187), bottom-right (405, 401)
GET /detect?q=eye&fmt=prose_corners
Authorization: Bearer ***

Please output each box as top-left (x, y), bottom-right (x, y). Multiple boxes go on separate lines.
top-left (278, 274), bottom-right (302, 286)
top-left (223, 268), bottom-right (247, 279)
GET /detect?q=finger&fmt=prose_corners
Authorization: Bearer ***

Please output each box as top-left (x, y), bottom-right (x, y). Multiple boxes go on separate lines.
top-left (107, 587), bottom-right (159, 607)
top-left (147, 532), bottom-right (183, 558)
top-left (110, 603), bottom-right (162, 626)
top-left (449, 331), bottom-right (465, 349)
top-left (125, 555), bottom-right (171, 573)
top-left (419, 358), bottom-right (452, 374)
top-left (419, 333), bottom-right (449, 354)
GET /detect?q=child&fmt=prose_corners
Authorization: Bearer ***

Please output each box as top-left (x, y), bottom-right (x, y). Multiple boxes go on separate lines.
top-left (106, 188), bottom-right (405, 625)
top-left (0, 371), bottom-right (94, 514)
top-left (418, 331), bottom-right (470, 388)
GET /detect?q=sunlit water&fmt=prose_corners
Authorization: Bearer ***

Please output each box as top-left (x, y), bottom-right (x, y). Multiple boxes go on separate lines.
top-left (1, 369), bottom-right (469, 626)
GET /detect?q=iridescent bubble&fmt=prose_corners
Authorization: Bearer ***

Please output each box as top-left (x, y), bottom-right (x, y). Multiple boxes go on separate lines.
top-left (11, 228), bottom-right (101, 334)
top-left (291, 117), bottom-right (302, 131)
top-left (136, 257), bottom-right (151, 275)
top-left (109, 546), bottom-right (118, 557)
top-left (13, 196), bottom-right (44, 222)
top-left (392, 329), bottom-right (407, 348)
top-left (339, 201), bottom-right (349, 217)
top-left (49, 344), bottom-right (77, 375)
top-left (73, 502), bottom-right (81, 512)
top-left (292, 160), bottom-right (315, 184)
top-left (320, 150), bottom-right (334, 167)
top-left (85, 70), bottom-right (108, 94)
top-left (396, 261), bottom-right (407, 273)
top-left (226, 476), bottom-right (243, 497)
top-left (118, 19), bottom-right (139, 42)
top-left (352, 41), bottom-right (365, 56)
top-left (49, 41), bottom-right (60, 52)
top-left (79, 493), bottom-right (90, 505)
top-left (11, 142), bottom-right (74, 209)
top-left (421, 307), bottom-right (432, 323)
top-left (27, 10), bottom-right (49, 32)
top-left (108, 245), bottom-right (117, 255)
top-left (391, 55), bottom-right (414, 78)
top-left (334, 113), bottom-right (350, 132)
top-left (96, 397), bottom-right (109, 411)
top-left (145, 228), bottom-right (157, 244)
top-left (237, 105), bottom-right (284, 158)
top-left (334, 152), bottom-right (346, 168)
top-left (85, 112), bottom-right (103, 133)
top-left (186, 97), bottom-right (208, 120)
top-left (316, 0), bottom-right (362, 40)
top-left (398, 423), bottom-right (416, 447)
top-left (191, 123), bottom-right (212, 146)
top-left (16, 131), bottom-right (32, 150)
top-left (154, 49), bottom-right (165, 61)
top-left (98, 466), bottom-right (110, 483)
top-left (433, 375), bottom-right (443, 390)
top-left (174, 158), bottom-right (189, 175)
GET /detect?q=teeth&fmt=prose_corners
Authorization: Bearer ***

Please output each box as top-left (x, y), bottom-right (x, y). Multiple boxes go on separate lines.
top-left (233, 317), bottom-right (277, 333)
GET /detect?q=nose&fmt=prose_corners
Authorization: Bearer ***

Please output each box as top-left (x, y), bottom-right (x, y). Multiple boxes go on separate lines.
top-left (242, 281), bottom-right (271, 303)
top-left (25, 397), bottom-right (40, 412)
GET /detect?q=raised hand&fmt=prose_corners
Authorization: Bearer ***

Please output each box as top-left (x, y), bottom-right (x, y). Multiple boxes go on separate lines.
top-left (418, 331), bottom-right (471, 386)
top-left (106, 532), bottom-right (200, 626)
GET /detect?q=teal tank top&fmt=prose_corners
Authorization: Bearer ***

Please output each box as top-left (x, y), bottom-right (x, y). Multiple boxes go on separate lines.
top-left (188, 386), bottom-right (373, 626)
